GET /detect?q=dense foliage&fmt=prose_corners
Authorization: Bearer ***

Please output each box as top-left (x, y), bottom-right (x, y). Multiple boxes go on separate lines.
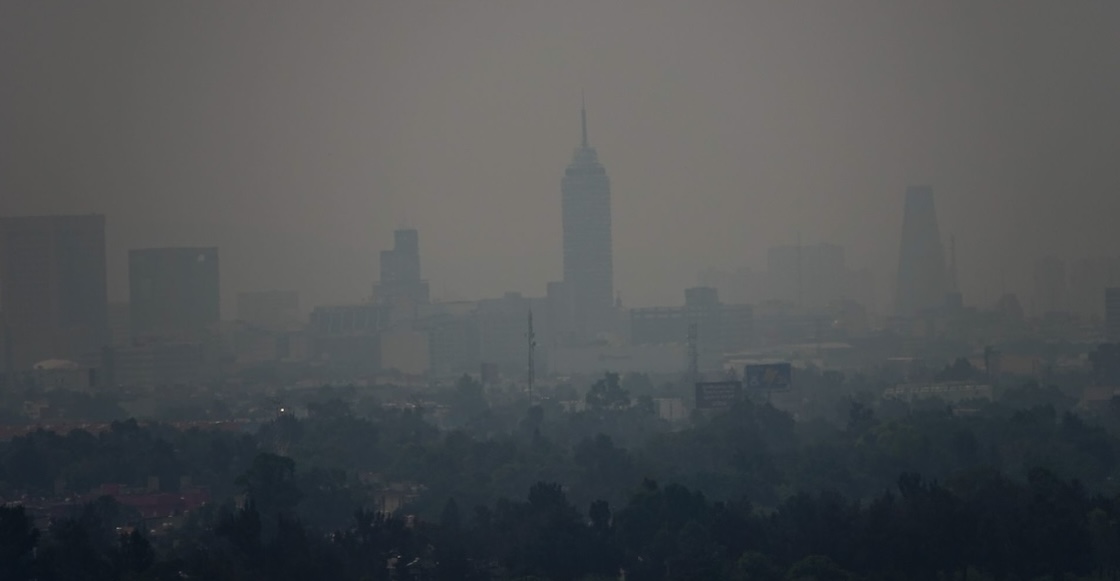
top-left (6, 468), bottom-right (1120, 580)
top-left (3, 374), bottom-right (1120, 579)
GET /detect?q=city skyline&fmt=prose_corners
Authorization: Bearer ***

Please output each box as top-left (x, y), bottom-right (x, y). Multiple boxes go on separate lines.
top-left (3, 2), bottom-right (1119, 313)
top-left (3, 7), bottom-right (1120, 576)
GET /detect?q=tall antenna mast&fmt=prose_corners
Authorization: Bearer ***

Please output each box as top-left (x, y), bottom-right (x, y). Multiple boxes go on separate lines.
top-left (527, 309), bottom-right (537, 404)
top-left (581, 91), bottom-right (588, 148)
top-left (796, 232), bottom-right (803, 310)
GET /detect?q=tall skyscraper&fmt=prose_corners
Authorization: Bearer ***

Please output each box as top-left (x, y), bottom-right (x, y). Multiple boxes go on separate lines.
top-left (561, 101), bottom-right (614, 337)
top-left (374, 228), bottom-right (430, 317)
top-left (0, 215), bottom-right (108, 370)
top-left (894, 186), bottom-right (948, 316)
top-left (129, 247), bottom-right (220, 341)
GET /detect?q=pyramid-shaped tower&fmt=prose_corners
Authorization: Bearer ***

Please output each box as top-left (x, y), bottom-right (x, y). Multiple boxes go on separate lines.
top-left (894, 186), bottom-right (948, 316)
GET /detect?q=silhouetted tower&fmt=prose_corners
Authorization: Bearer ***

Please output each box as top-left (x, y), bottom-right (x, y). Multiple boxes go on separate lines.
top-left (382, 229), bottom-right (421, 284)
top-left (894, 186), bottom-right (948, 316)
top-left (561, 98), bottom-right (614, 340)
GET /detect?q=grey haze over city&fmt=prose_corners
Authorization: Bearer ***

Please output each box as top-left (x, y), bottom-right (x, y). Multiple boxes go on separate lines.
top-left (10, 3), bottom-right (1120, 578)
top-left (3, 1), bottom-right (1120, 313)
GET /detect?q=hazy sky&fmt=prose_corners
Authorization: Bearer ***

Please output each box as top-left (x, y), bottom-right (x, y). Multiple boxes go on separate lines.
top-left (2, 1), bottom-right (1119, 314)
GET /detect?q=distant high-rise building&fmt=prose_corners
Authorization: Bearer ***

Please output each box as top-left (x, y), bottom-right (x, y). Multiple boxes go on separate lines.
top-left (561, 101), bottom-right (614, 339)
top-left (129, 247), bottom-right (220, 341)
top-left (1107, 288), bottom-right (1120, 342)
top-left (374, 229), bottom-right (430, 317)
top-left (0, 215), bottom-right (108, 370)
top-left (894, 186), bottom-right (948, 316)
top-left (1033, 256), bottom-right (1067, 316)
top-left (381, 229), bottom-right (421, 284)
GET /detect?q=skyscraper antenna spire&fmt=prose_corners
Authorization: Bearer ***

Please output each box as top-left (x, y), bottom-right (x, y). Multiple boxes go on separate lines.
top-left (581, 91), bottom-right (588, 148)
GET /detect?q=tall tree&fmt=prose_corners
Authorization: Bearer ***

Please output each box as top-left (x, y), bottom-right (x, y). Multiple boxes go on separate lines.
top-left (0, 505), bottom-right (38, 581)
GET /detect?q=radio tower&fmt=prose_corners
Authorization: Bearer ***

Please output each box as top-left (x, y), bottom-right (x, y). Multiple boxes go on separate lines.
top-left (527, 310), bottom-right (537, 404)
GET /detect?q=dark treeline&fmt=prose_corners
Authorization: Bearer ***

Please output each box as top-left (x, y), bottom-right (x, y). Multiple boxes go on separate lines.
top-left (5, 468), bottom-right (1120, 580)
top-left (2, 373), bottom-right (1120, 579)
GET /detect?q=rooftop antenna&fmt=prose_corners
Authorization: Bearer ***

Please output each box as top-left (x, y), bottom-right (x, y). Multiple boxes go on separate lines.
top-left (581, 91), bottom-right (588, 148)
top-left (796, 232), bottom-right (803, 310)
top-left (527, 310), bottom-right (537, 404)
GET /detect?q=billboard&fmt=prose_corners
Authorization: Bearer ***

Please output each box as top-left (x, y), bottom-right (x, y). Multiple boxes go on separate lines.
top-left (695, 381), bottom-right (743, 410)
top-left (744, 363), bottom-right (792, 390)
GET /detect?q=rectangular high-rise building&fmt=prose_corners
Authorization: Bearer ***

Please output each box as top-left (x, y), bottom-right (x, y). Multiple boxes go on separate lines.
top-left (0, 215), bottom-right (108, 370)
top-left (129, 247), bottom-right (220, 341)
top-left (374, 228), bottom-right (430, 317)
top-left (381, 229), bottom-right (421, 284)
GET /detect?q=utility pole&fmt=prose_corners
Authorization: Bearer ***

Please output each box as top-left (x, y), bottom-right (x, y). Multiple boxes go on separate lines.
top-left (527, 310), bottom-right (537, 405)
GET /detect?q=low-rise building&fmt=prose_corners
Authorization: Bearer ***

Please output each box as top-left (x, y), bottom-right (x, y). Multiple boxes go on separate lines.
top-left (32, 359), bottom-right (96, 391)
top-left (630, 287), bottom-right (753, 368)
